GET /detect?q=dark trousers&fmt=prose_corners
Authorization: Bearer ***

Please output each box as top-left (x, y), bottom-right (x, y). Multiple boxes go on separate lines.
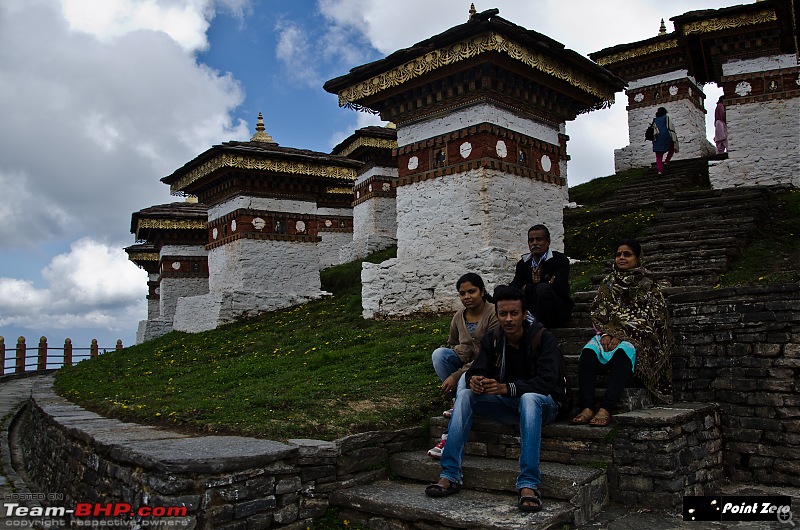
top-left (527, 283), bottom-right (570, 329)
top-left (578, 348), bottom-right (633, 413)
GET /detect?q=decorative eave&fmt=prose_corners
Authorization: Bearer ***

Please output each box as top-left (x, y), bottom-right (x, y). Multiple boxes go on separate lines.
top-left (324, 9), bottom-right (625, 117)
top-left (162, 151), bottom-right (360, 195)
top-left (332, 127), bottom-right (398, 158)
top-left (130, 202), bottom-right (209, 241)
top-left (124, 243), bottom-right (160, 273)
top-left (591, 36), bottom-right (680, 68)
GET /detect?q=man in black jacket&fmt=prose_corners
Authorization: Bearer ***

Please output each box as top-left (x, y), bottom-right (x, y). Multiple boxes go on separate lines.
top-left (510, 224), bottom-right (573, 328)
top-left (425, 286), bottom-right (565, 512)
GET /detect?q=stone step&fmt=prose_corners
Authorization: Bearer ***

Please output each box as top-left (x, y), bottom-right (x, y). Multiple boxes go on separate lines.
top-left (638, 228), bottom-right (751, 244)
top-left (645, 217), bottom-right (758, 235)
top-left (641, 236), bottom-right (739, 251)
top-left (330, 479), bottom-right (575, 530)
top-left (390, 452), bottom-right (606, 500)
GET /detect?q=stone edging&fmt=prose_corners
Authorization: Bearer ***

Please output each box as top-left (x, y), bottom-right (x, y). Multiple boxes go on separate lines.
top-left (14, 375), bottom-right (424, 529)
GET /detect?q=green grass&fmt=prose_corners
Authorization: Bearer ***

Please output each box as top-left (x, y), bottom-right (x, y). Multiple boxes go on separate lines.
top-left (53, 176), bottom-right (799, 445)
top-left (55, 247), bottom-right (453, 441)
top-left (719, 188), bottom-right (800, 287)
top-left (567, 168), bottom-right (647, 206)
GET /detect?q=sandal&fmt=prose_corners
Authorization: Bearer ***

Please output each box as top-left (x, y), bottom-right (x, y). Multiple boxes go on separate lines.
top-left (589, 409), bottom-right (612, 427)
top-left (518, 488), bottom-right (542, 512)
top-left (570, 408), bottom-right (594, 425)
top-left (425, 479), bottom-right (461, 498)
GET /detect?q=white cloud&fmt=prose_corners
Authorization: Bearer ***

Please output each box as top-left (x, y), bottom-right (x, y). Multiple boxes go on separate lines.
top-left (0, 238), bottom-right (146, 330)
top-left (59, 0), bottom-right (250, 53)
top-left (275, 18), bottom-right (322, 87)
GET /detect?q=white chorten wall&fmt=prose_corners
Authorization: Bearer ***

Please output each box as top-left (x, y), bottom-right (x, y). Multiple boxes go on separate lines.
top-left (362, 104), bottom-right (569, 319)
top-left (340, 166), bottom-right (398, 263)
top-left (158, 244), bottom-right (209, 321)
top-left (147, 273), bottom-right (159, 320)
top-left (709, 55), bottom-right (800, 189)
top-left (615, 70), bottom-right (715, 172)
top-left (317, 207), bottom-right (353, 269)
top-left (173, 195), bottom-right (326, 333)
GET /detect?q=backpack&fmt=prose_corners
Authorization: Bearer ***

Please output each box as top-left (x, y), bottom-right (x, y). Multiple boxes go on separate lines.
top-left (645, 120), bottom-right (658, 141)
top-left (493, 326), bottom-right (575, 419)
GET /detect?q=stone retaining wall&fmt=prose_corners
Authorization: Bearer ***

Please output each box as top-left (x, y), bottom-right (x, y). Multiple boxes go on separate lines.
top-left (669, 284), bottom-right (800, 487)
top-left (16, 377), bottom-right (423, 530)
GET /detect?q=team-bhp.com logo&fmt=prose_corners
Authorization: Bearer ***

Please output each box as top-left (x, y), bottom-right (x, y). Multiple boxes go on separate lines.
top-left (3, 499), bottom-right (189, 527)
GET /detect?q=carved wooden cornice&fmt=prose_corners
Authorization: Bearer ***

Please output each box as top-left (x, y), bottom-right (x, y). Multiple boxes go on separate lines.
top-left (128, 252), bottom-right (159, 262)
top-left (169, 153), bottom-right (358, 194)
top-left (595, 39), bottom-right (679, 66)
top-left (336, 32), bottom-right (616, 107)
top-left (137, 219), bottom-right (207, 231)
top-left (681, 9), bottom-right (777, 35)
top-left (337, 137), bottom-right (397, 158)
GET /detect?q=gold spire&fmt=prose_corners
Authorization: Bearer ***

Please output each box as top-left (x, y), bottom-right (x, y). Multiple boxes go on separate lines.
top-left (469, 3), bottom-right (477, 20)
top-left (250, 112), bottom-right (275, 143)
top-left (659, 18), bottom-right (667, 35)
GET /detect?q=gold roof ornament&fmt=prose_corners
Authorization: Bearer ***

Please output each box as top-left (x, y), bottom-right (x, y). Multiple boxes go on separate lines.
top-left (250, 112), bottom-right (276, 143)
top-left (385, 122), bottom-right (397, 129)
top-left (185, 195), bottom-right (198, 203)
top-left (659, 18), bottom-right (667, 36)
top-left (469, 3), bottom-right (477, 21)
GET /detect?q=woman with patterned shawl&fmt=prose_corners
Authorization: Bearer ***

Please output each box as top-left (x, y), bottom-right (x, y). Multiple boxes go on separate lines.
top-left (570, 239), bottom-right (674, 426)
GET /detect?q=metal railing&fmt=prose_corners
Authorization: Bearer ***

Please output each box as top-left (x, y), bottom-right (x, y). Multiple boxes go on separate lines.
top-left (1, 336), bottom-right (123, 375)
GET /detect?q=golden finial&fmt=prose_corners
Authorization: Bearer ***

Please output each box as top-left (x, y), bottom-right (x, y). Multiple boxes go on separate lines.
top-left (385, 122), bottom-right (397, 129)
top-left (659, 18), bottom-right (667, 36)
top-left (469, 3), bottom-right (477, 20)
top-left (185, 195), bottom-right (198, 203)
top-left (250, 112), bottom-right (275, 143)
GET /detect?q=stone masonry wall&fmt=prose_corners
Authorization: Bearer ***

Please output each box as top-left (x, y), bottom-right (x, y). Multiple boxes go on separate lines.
top-left (17, 377), bottom-right (423, 530)
top-left (341, 197), bottom-right (397, 263)
top-left (669, 284), bottom-right (800, 487)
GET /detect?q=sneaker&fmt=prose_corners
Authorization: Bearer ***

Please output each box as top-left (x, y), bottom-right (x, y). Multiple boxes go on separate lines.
top-left (427, 434), bottom-right (447, 459)
top-left (443, 408), bottom-right (453, 419)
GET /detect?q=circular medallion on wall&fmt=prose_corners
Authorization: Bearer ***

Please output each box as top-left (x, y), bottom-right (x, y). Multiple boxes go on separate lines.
top-left (633, 93), bottom-right (644, 103)
top-left (735, 81), bottom-right (752, 97)
top-left (325, 219), bottom-right (332, 227)
top-left (382, 182), bottom-right (391, 192)
top-left (407, 156), bottom-right (418, 170)
top-left (668, 85), bottom-right (679, 96)
top-left (231, 219), bottom-right (237, 232)
top-left (356, 191), bottom-right (360, 199)
top-left (459, 142), bottom-right (472, 158)
top-left (496, 140), bottom-right (508, 158)
top-left (796, 75), bottom-right (800, 86)
top-left (296, 220), bottom-right (306, 233)
top-left (540, 154), bottom-right (552, 173)
top-left (171, 261), bottom-right (181, 270)
top-left (368, 184), bottom-right (373, 192)
top-left (252, 217), bottom-right (266, 230)
top-left (212, 227), bottom-right (218, 240)
top-left (154, 287), bottom-right (160, 295)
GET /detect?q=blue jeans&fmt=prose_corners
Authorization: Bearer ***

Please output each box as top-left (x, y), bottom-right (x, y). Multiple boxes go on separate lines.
top-left (431, 348), bottom-right (468, 397)
top-left (440, 388), bottom-right (559, 491)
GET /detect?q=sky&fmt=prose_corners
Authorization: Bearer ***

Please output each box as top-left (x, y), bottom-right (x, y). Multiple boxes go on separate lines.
top-left (0, 0), bottom-right (738, 365)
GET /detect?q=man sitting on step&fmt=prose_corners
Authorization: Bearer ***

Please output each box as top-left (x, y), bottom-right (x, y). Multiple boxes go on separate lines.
top-left (425, 285), bottom-right (567, 512)
top-left (510, 224), bottom-right (574, 329)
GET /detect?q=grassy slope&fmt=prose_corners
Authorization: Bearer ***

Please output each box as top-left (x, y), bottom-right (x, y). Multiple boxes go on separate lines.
top-left (54, 178), bottom-right (799, 442)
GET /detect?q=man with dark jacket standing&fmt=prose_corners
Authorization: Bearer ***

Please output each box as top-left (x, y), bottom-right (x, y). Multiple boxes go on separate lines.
top-left (425, 286), bottom-right (566, 512)
top-left (510, 224), bottom-right (573, 328)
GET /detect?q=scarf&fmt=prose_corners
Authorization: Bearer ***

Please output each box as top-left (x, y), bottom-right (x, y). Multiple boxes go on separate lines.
top-left (590, 263), bottom-right (674, 403)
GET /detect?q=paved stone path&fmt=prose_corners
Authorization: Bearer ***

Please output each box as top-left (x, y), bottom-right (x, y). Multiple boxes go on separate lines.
top-left (0, 374), bottom-right (43, 528)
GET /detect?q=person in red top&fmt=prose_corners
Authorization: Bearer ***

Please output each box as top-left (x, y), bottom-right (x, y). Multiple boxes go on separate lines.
top-left (714, 96), bottom-right (728, 154)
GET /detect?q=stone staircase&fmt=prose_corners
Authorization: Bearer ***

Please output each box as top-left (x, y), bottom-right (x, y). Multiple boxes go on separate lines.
top-left (330, 157), bottom-right (766, 529)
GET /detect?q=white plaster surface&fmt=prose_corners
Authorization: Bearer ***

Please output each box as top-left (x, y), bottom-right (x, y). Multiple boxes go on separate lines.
top-left (356, 166), bottom-right (398, 185)
top-left (361, 168), bottom-right (568, 318)
top-left (722, 54), bottom-right (797, 76)
top-left (709, 97), bottom-right (800, 189)
top-left (135, 319), bottom-right (173, 344)
top-left (317, 207), bottom-right (352, 217)
top-left (319, 231), bottom-right (353, 268)
top-left (341, 197), bottom-right (397, 262)
top-left (160, 245), bottom-right (208, 258)
top-left (209, 196), bottom-right (317, 220)
top-left (397, 103), bottom-right (560, 147)
top-left (147, 299), bottom-right (159, 320)
top-left (159, 277), bottom-right (209, 322)
top-left (628, 70), bottom-right (694, 89)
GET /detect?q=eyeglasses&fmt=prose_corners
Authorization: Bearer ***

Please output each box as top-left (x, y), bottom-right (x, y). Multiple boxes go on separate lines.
top-left (615, 251), bottom-right (635, 258)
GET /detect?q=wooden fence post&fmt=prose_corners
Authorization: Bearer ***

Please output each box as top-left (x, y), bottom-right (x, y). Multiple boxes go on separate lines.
top-left (116, 339), bottom-right (123, 351)
top-left (38, 336), bottom-right (47, 371)
top-left (90, 339), bottom-right (98, 359)
top-left (64, 338), bottom-right (73, 367)
top-left (16, 336), bottom-right (26, 373)
top-left (0, 336), bottom-right (4, 374)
